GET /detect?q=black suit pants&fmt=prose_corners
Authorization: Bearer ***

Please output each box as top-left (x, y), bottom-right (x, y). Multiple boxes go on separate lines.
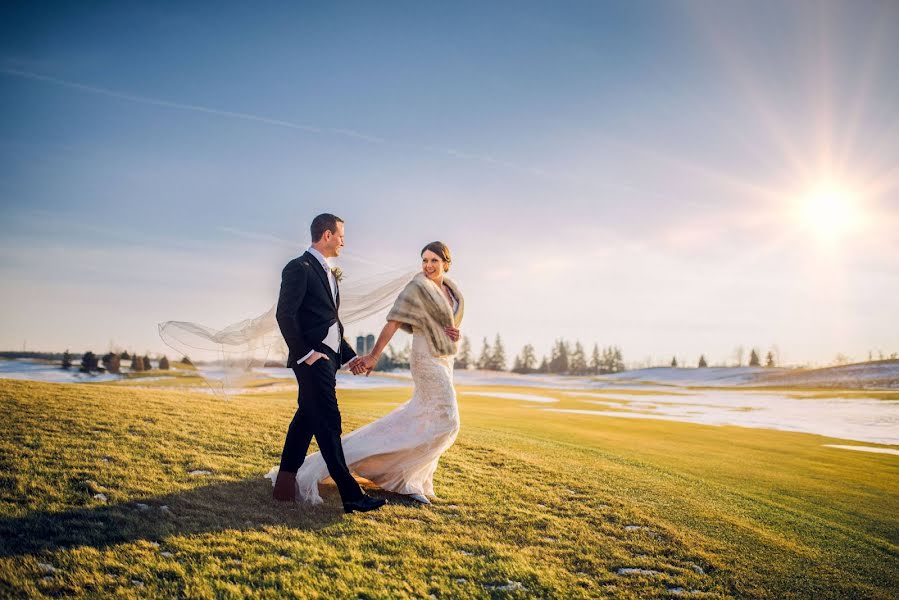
top-left (278, 346), bottom-right (363, 502)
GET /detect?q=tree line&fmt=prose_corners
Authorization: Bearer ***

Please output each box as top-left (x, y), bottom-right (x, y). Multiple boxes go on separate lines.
top-left (450, 335), bottom-right (626, 375)
top-left (62, 350), bottom-right (188, 374)
top-left (685, 348), bottom-right (777, 369)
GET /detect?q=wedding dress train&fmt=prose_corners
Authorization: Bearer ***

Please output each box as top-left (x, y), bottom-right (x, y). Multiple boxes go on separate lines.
top-left (266, 331), bottom-right (459, 504)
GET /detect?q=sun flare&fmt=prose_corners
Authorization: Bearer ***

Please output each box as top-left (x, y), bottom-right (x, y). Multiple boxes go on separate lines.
top-left (796, 180), bottom-right (865, 239)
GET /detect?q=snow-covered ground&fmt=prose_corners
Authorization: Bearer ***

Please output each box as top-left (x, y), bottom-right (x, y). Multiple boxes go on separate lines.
top-left (451, 363), bottom-right (899, 390)
top-left (551, 389), bottom-right (899, 446)
top-left (752, 361), bottom-right (899, 389)
top-left (597, 362), bottom-right (899, 389)
top-left (3, 359), bottom-right (897, 446)
top-left (598, 366), bottom-right (773, 386)
top-left (0, 359), bottom-right (123, 383)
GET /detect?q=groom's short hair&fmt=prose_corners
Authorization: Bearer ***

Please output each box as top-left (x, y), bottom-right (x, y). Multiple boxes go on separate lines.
top-left (310, 213), bottom-right (344, 242)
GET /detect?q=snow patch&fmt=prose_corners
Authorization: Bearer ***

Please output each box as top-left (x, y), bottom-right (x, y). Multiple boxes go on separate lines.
top-left (462, 391), bottom-right (559, 403)
top-left (541, 387), bottom-right (899, 445)
top-left (822, 444), bottom-right (899, 456)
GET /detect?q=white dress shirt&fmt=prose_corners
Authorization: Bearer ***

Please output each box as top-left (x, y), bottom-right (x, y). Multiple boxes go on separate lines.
top-left (297, 246), bottom-right (340, 364)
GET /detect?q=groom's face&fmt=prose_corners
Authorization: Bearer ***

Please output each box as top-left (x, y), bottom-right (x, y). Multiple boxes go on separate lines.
top-left (321, 222), bottom-right (345, 258)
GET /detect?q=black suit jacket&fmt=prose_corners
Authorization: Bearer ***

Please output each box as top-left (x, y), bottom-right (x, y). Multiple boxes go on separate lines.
top-left (276, 251), bottom-right (356, 367)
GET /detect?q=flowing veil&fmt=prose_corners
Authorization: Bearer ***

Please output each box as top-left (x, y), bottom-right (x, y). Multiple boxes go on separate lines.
top-left (158, 255), bottom-right (417, 396)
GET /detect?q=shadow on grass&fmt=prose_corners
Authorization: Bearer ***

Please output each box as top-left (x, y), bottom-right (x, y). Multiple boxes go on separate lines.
top-left (0, 477), bottom-right (404, 558)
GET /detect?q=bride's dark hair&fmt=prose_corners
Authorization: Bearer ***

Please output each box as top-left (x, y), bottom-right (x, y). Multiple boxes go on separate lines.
top-left (421, 241), bottom-right (452, 272)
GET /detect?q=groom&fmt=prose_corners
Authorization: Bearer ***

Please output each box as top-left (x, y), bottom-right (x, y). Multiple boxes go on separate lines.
top-left (272, 213), bottom-right (386, 514)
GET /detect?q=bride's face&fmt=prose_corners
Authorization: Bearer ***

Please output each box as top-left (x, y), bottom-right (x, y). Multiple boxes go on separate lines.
top-left (421, 250), bottom-right (446, 281)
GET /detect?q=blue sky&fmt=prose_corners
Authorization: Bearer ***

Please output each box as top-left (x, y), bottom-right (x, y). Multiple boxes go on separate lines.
top-left (1, 1), bottom-right (898, 366)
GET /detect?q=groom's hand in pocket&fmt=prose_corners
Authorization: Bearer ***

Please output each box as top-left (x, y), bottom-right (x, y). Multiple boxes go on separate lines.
top-left (303, 351), bottom-right (329, 366)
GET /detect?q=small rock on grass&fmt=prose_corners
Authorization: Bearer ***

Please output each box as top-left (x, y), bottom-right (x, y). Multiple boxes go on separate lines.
top-left (486, 580), bottom-right (526, 592)
top-left (617, 567), bottom-right (662, 576)
top-left (135, 503), bottom-right (149, 510)
top-left (37, 562), bottom-right (57, 574)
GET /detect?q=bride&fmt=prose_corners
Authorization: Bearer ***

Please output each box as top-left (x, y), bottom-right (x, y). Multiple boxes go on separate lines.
top-left (266, 241), bottom-right (464, 505)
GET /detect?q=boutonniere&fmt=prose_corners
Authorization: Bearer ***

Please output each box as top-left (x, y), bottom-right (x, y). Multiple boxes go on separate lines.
top-left (331, 267), bottom-right (344, 283)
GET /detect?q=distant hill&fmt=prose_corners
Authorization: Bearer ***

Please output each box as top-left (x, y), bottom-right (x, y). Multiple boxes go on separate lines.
top-left (604, 360), bottom-right (899, 389)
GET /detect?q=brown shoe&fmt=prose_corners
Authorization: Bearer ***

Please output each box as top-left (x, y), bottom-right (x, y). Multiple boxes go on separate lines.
top-left (272, 470), bottom-right (297, 502)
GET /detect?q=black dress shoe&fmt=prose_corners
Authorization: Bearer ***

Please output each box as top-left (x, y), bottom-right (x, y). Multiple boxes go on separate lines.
top-left (343, 494), bottom-right (386, 514)
top-left (272, 470), bottom-right (297, 502)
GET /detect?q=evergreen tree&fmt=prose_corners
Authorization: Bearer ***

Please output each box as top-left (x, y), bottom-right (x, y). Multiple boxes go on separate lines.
top-left (120, 350), bottom-right (131, 360)
top-left (131, 356), bottom-right (145, 372)
top-left (454, 336), bottom-right (472, 370)
top-left (80, 351), bottom-right (98, 373)
top-left (389, 342), bottom-right (411, 369)
top-left (181, 356), bottom-right (193, 366)
top-left (513, 344), bottom-right (538, 374)
top-left (159, 355), bottom-right (170, 370)
top-left (671, 356), bottom-right (678, 368)
top-left (749, 349), bottom-right (761, 367)
top-left (765, 351), bottom-right (775, 368)
top-left (599, 346), bottom-right (614, 374)
top-left (570, 341), bottom-right (587, 375)
top-left (590, 343), bottom-right (601, 375)
top-left (61, 350), bottom-right (72, 370)
top-left (550, 339), bottom-right (569, 374)
top-left (537, 357), bottom-right (549, 373)
top-left (606, 346), bottom-right (625, 373)
top-left (489, 334), bottom-right (507, 371)
top-left (477, 337), bottom-right (492, 370)
top-left (613, 346), bottom-right (624, 372)
top-left (520, 344), bottom-right (537, 373)
top-left (698, 355), bottom-right (708, 368)
top-left (143, 355), bottom-right (153, 370)
top-left (375, 352), bottom-right (393, 371)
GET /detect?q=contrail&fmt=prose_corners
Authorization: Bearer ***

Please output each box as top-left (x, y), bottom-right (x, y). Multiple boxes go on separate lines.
top-left (0, 66), bottom-right (650, 194)
top-left (0, 66), bottom-right (376, 140)
top-left (0, 66), bottom-right (561, 175)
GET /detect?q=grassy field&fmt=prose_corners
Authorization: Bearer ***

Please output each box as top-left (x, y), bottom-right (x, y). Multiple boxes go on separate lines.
top-left (1, 378), bottom-right (897, 599)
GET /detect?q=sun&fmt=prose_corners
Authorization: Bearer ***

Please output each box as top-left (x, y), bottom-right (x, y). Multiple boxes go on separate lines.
top-left (796, 180), bottom-right (864, 240)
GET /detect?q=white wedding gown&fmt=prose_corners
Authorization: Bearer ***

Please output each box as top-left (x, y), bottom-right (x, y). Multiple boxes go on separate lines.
top-left (266, 328), bottom-right (460, 504)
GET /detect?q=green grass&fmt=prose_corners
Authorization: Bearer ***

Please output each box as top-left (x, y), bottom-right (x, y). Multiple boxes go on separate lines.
top-left (1, 379), bottom-right (897, 598)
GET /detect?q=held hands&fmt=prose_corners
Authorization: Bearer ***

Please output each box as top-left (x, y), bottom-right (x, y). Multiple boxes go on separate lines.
top-left (348, 354), bottom-right (378, 376)
top-left (444, 326), bottom-right (461, 342)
